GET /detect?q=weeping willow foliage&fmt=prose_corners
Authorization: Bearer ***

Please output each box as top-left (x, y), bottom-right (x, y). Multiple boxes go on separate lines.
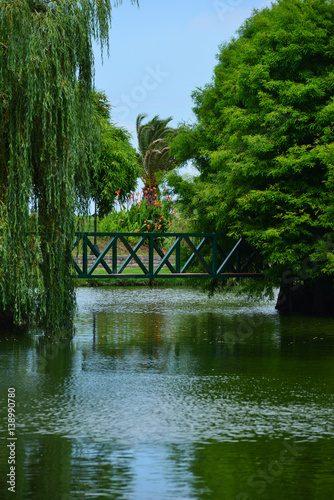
top-left (0, 0), bottom-right (138, 332)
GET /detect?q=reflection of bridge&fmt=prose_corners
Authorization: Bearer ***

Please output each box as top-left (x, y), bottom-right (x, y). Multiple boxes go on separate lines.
top-left (72, 232), bottom-right (264, 279)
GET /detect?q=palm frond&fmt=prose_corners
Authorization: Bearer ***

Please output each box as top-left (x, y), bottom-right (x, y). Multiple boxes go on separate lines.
top-left (136, 113), bottom-right (178, 190)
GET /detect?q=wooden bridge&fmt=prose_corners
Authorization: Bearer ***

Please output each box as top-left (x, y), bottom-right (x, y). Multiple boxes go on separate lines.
top-left (72, 232), bottom-right (263, 280)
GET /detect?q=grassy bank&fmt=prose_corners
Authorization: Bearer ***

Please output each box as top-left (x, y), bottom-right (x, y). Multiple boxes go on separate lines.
top-left (74, 277), bottom-right (188, 287)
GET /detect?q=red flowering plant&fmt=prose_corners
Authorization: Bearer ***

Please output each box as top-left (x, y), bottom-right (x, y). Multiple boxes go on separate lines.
top-left (98, 189), bottom-right (175, 234)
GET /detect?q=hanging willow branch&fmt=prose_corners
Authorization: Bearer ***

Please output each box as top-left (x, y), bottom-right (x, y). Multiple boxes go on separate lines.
top-left (0, 0), bottom-right (138, 333)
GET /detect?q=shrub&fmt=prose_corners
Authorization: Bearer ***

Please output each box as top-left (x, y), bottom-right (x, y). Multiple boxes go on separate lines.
top-left (98, 190), bottom-right (175, 234)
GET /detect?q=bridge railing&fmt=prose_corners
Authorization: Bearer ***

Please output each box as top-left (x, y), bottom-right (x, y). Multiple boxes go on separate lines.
top-left (72, 232), bottom-right (264, 279)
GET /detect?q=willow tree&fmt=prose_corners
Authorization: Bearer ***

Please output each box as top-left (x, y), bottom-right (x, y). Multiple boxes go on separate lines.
top-left (0, 0), bottom-right (138, 332)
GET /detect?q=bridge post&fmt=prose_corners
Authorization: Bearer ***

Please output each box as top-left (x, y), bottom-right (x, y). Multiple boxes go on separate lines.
top-left (236, 238), bottom-right (242, 272)
top-left (212, 233), bottom-right (218, 277)
top-left (112, 237), bottom-right (118, 274)
top-left (149, 233), bottom-right (154, 277)
top-left (176, 238), bottom-right (181, 273)
top-left (83, 233), bottom-right (88, 276)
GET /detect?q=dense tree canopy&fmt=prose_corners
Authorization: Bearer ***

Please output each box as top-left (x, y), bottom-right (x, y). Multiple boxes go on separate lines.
top-left (91, 92), bottom-right (140, 218)
top-left (168, 0), bottom-right (334, 313)
top-left (0, 0), bottom-right (138, 331)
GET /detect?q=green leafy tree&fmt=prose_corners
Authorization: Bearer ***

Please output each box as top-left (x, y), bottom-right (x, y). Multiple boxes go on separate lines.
top-left (91, 91), bottom-right (140, 219)
top-left (0, 0), bottom-right (138, 332)
top-left (168, 0), bottom-right (334, 314)
top-left (136, 113), bottom-right (177, 205)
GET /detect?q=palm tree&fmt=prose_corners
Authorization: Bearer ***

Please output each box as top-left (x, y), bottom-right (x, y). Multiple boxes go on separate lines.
top-left (136, 113), bottom-right (177, 205)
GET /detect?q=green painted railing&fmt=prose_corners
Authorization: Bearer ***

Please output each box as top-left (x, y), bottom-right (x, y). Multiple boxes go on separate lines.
top-left (72, 232), bottom-right (264, 279)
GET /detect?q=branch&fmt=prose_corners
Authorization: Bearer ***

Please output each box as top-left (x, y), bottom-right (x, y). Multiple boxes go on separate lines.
top-left (29, 1), bottom-right (49, 13)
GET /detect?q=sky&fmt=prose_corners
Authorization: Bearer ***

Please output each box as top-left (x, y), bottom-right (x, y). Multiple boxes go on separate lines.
top-left (93, 0), bottom-right (274, 148)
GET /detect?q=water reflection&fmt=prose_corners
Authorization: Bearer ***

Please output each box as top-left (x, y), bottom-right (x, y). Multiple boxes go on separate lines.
top-left (0, 287), bottom-right (333, 500)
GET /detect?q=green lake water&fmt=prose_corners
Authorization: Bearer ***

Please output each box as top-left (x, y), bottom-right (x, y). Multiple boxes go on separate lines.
top-left (0, 286), bottom-right (333, 500)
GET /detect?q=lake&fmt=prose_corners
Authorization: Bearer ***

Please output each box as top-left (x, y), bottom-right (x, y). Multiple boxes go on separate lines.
top-left (0, 286), bottom-right (333, 499)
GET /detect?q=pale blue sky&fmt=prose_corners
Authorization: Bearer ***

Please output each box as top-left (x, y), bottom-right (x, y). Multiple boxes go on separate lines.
top-left (93, 0), bottom-right (274, 147)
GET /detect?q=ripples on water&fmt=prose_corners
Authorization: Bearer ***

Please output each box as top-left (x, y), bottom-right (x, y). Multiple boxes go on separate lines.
top-left (75, 286), bottom-right (277, 316)
top-left (16, 288), bottom-right (334, 444)
top-left (1, 287), bottom-right (334, 500)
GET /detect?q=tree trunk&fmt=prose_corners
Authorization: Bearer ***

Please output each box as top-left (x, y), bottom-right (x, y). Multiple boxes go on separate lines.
top-left (276, 276), bottom-right (334, 315)
top-left (143, 186), bottom-right (158, 207)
